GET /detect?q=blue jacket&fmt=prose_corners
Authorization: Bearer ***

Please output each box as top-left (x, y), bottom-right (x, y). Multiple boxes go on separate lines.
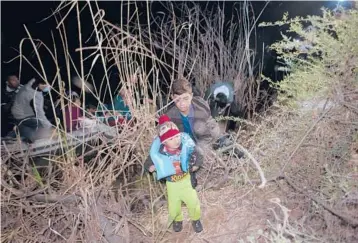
top-left (112, 95), bottom-right (132, 120)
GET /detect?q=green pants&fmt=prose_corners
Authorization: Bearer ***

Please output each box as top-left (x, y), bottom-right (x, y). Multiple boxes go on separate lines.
top-left (166, 174), bottom-right (201, 222)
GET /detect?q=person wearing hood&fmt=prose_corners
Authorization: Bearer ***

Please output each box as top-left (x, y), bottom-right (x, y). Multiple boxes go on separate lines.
top-left (204, 81), bottom-right (245, 132)
top-left (11, 77), bottom-right (54, 142)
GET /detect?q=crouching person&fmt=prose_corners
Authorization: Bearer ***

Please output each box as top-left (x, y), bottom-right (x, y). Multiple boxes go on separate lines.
top-left (204, 81), bottom-right (244, 131)
top-left (145, 115), bottom-right (203, 233)
top-left (11, 77), bottom-right (55, 142)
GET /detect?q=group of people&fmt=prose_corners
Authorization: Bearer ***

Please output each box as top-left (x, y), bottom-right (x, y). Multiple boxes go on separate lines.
top-left (144, 78), bottom-right (245, 233)
top-left (1, 75), bottom-right (54, 141)
top-left (1, 74), bottom-right (134, 142)
top-left (2, 73), bottom-right (244, 234)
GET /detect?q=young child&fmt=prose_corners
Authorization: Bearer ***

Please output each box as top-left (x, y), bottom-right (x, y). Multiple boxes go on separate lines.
top-left (147, 114), bottom-right (203, 233)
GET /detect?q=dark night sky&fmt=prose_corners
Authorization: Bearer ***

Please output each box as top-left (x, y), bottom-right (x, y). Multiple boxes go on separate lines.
top-left (1, 1), bottom-right (345, 85)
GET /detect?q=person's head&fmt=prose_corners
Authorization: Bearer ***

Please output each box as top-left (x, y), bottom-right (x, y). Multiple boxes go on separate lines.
top-left (31, 77), bottom-right (51, 93)
top-left (6, 74), bottom-right (20, 89)
top-left (119, 87), bottom-right (132, 105)
top-left (67, 91), bottom-right (80, 106)
top-left (119, 88), bottom-right (128, 99)
top-left (215, 92), bottom-right (228, 108)
top-left (158, 115), bottom-right (181, 150)
top-left (73, 97), bottom-right (81, 107)
top-left (171, 78), bottom-right (193, 114)
top-left (86, 104), bottom-right (97, 115)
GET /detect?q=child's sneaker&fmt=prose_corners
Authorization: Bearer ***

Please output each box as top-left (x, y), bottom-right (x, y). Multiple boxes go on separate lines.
top-left (173, 221), bottom-right (183, 232)
top-left (192, 220), bottom-right (203, 233)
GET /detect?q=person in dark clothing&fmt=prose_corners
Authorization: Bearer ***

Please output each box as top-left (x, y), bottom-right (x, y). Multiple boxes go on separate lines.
top-left (145, 78), bottom-right (222, 189)
top-left (144, 78), bottom-right (244, 187)
top-left (1, 74), bottom-right (23, 135)
top-left (204, 81), bottom-right (245, 131)
top-left (2, 74), bottom-right (22, 107)
top-left (85, 104), bottom-right (97, 118)
top-left (204, 81), bottom-right (245, 156)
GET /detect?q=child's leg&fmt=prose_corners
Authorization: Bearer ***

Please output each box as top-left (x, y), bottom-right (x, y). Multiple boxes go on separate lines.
top-left (180, 175), bottom-right (201, 221)
top-left (166, 181), bottom-right (184, 222)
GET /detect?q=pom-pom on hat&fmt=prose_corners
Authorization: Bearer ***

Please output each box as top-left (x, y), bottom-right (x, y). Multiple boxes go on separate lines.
top-left (158, 115), bottom-right (180, 143)
top-left (159, 114), bottom-right (171, 125)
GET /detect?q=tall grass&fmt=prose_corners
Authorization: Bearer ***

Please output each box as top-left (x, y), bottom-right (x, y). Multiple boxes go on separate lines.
top-left (140, 2), bottom-right (263, 115)
top-left (1, 1), bottom-right (262, 242)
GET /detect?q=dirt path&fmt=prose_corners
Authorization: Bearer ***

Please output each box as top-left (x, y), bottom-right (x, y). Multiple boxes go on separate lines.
top-left (132, 182), bottom-right (302, 243)
top-left (162, 186), bottom-right (273, 243)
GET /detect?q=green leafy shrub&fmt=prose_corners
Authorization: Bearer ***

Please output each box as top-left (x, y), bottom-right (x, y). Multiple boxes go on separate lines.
top-left (260, 7), bottom-right (358, 107)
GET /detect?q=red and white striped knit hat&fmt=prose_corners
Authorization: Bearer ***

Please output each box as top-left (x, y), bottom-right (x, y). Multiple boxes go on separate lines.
top-left (158, 115), bottom-right (180, 143)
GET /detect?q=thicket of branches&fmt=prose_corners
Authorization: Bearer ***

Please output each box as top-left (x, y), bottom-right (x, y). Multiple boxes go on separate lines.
top-left (260, 6), bottom-right (358, 106)
top-left (245, 6), bottom-right (358, 242)
top-left (141, 2), bottom-right (262, 114)
top-left (2, 2), bottom-right (357, 242)
top-left (1, 2), bottom-right (260, 242)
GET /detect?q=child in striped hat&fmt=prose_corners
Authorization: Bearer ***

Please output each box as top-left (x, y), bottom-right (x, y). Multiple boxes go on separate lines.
top-left (147, 114), bottom-right (203, 233)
